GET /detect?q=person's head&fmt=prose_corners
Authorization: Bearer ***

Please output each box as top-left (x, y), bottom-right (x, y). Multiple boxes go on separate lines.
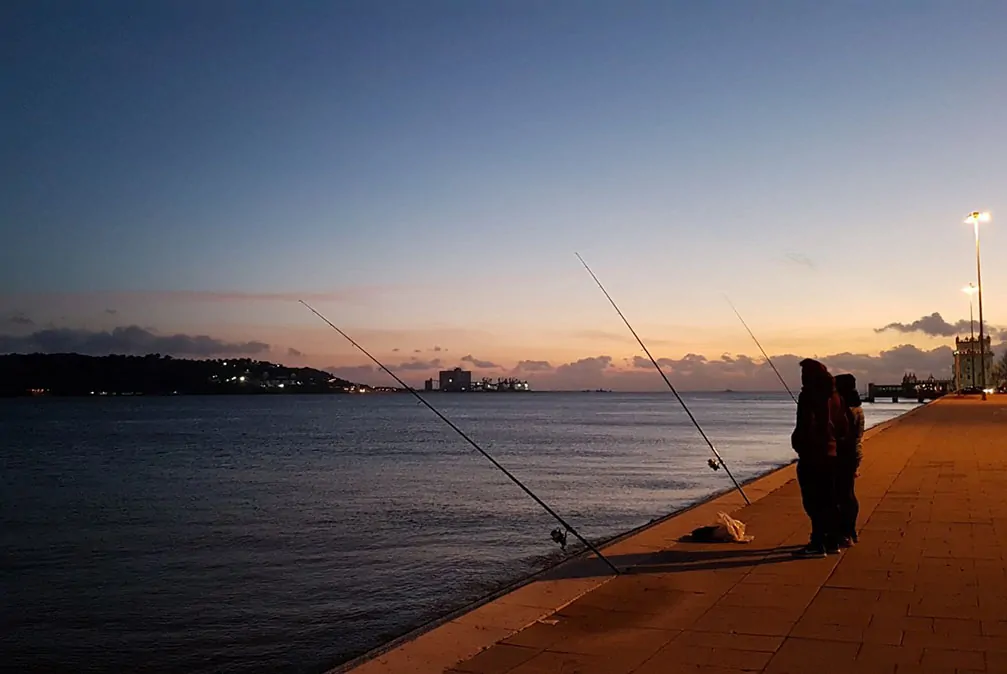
top-left (835, 373), bottom-right (856, 393)
top-left (799, 358), bottom-right (834, 392)
top-left (834, 373), bottom-right (862, 407)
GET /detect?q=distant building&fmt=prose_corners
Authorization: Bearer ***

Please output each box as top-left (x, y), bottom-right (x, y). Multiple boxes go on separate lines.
top-left (495, 377), bottom-right (531, 391)
top-left (424, 378), bottom-right (436, 391)
top-left (954, 335), bottom-right (994, 390)
top-left (439, 367), bottom-right (472, 392)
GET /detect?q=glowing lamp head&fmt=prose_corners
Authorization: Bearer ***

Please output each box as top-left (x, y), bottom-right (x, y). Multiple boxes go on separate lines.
top-left (965, 211), bottom-right (991, 225)
top-left (963, 283), bottom-right (978, 296)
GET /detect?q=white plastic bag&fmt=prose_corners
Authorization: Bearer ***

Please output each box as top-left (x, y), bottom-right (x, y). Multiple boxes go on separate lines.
top-left (688, 511), bottom-right (755, 543)
top-left (716, 511), bottom-right (754, 542)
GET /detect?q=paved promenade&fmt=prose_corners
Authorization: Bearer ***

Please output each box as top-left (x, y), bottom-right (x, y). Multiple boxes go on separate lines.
top-left (345, 395), bottom-right (1007, 674)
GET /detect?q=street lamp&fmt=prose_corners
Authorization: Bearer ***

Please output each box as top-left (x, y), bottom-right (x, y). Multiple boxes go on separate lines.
top-left (963, 283), bottom-right (977, 390)
top-left (964, 211), bottom-right (991, 399)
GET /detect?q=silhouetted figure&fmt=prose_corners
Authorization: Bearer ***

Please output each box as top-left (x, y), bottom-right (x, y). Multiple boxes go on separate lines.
top-left (791, 359), bottom-right (849, 557)
top-left (835, 373), bottom-right (865, 547)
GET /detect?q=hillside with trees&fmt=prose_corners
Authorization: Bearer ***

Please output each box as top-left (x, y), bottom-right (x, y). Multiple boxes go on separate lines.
top-left (0, 353), bottom-right (388, 397)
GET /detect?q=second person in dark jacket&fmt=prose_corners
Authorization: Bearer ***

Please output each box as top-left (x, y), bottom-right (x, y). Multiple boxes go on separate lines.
top-left (835, 373), bottom-right (865, 547)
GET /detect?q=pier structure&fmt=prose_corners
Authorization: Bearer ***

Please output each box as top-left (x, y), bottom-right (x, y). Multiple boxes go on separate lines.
top-left (865, 373), bottom-right (952, 403)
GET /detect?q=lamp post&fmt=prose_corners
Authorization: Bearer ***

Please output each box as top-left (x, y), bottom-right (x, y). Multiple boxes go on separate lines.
top-left (963, 283), bottom-right (977, 390)
top-left (965, 211), bottom-right (990, 400)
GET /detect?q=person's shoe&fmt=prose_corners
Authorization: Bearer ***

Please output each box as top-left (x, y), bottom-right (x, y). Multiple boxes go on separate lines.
top-left (825, 541), bottom-right (841, 555)
top-left (850, 531), bottom-right (859, 544)
top-left (792, 544), bottom-right (827, 558)
top-left (838, 536), bottom-right (854, 549)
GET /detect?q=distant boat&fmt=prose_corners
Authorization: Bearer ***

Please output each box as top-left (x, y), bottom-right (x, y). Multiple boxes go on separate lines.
top-left (723, 389), bottom-right (735, 393)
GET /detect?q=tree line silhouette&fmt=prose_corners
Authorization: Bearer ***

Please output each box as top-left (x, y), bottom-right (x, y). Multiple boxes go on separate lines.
top-left (0, 353), bottom-right (368, 397)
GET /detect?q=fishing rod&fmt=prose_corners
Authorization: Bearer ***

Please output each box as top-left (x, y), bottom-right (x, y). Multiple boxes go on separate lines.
top-left (299, 300), bottom-right (620, 576)
top-left (575, 254), bottom-right (750, 505)
top-left (724, 295), bottom-right (797, 404)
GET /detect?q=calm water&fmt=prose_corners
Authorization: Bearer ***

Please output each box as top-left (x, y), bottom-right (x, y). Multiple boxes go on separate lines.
top-left (0, 393), bottom-right (915, 673)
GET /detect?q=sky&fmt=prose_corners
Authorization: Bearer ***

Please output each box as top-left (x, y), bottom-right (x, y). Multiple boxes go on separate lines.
top-left (2, 1), bottom-right (1006, 390)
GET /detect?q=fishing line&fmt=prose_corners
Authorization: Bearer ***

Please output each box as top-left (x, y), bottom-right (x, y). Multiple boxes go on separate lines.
top-left (724, 295), bottom-right (797, 404)
top-left (299, 300), bottom-right (620, 575)
top-left (575, 254), bottom-right (751, 505)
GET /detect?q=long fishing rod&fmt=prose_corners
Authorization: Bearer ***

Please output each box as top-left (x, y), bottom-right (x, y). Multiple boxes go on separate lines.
top-left (724, 296), bottom-right (797, 404)
top-left (299, 300), bottom-right (620, 576)
top-left (575, 254), bottom-right (750, 506)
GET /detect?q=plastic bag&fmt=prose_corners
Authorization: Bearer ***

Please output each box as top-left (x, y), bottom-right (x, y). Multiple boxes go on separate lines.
top-left (688, 512), bottom-right (754, 543)
top-left (716, 512), bottom-right (754, 543)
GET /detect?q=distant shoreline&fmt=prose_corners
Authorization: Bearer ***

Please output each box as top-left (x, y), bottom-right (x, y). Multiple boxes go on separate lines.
top-left (2, 389), bottom-right (912, 399)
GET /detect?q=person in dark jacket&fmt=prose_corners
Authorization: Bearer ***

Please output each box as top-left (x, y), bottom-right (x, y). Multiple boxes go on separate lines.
top-left (791, 358), bottom-right (850, 557)
top-left (834, 373), bottom-right (865, 547)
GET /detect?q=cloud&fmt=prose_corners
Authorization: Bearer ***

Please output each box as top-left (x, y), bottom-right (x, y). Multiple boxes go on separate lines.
top-left (6, 312), bottom-right (34, 326)
top-left (392, 348), bottom-right (400, 352)
top-left (876, 313), bottom-right (1006, 341)
top-left (396, 358), bottom-right (443, 371)
top-left (876, 312), bottom-right (967, 337)
top-left (0, 326), bottom-right (271, 357)
top-left (432, 345), bottom-right (443, 352)
top-left (503, 344), bottom-right (977, 391)
top-left (784, 252), bottom-right (817, 270)
top-left (556, 355), bottom-right (613, 372)
top-left (461, 354), bottom-right (501, 369)
top-left (105, 308), bottom-right (118, 315)
top-left (413, 349), bottom-right (422, 353)
top-left (539, 356), bottom-right (614, 389)
top-left (324, 335), bottom-right (1006, 391)
top-left (630, 352), bottom-right (746, 373)
top-left (287, 347), bottom-right (304, 358)
top-left (514, 360), bottom-right (553, 372)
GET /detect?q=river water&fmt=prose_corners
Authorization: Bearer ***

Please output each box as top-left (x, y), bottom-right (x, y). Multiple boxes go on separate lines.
top-left (0, 393), bottom-right (915, 673)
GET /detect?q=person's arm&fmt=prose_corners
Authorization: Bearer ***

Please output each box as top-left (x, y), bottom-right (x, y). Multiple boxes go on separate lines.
top-left (855, 407), bottom-right (865, 465)
top-left (791, 392), bottom-right (807, 452)
top-left (830, 394), bottom-right (850, 444)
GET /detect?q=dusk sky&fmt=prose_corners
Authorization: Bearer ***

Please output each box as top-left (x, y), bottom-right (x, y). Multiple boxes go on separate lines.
top-left (3, 1), bottom-right (1005, 390)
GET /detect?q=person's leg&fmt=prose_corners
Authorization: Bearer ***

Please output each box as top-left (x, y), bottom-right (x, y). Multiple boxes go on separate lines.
top-left (849, 456), bottom-right (861, 542)
top-left (794, 457), bottom-right (827, 557)
top-left (796, 458), bottom-right (816, 527)
top-left (820, 456), bottom-right (840, 553)
top-left (835, 454), bottom-right (855, 546)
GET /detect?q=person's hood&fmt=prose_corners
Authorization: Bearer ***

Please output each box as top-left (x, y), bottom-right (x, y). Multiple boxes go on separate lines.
top-left (835, 373), bottom-right (862, 407)
top-left (800, 358), bottom-right (835, 394)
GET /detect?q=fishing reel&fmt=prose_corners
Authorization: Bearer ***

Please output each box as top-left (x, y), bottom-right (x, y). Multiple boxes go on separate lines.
top-left (708, 458), bottom-right (721, 471)
top-left (550, 528), bottom-right (568, 550)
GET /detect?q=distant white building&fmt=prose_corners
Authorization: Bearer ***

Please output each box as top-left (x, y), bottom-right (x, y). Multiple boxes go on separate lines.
top-left (954, 335), bottom-right (994, 390)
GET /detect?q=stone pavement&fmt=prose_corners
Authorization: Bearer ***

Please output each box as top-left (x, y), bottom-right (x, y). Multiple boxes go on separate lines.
top-left (443, 395), bottom-right (1007, 674)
